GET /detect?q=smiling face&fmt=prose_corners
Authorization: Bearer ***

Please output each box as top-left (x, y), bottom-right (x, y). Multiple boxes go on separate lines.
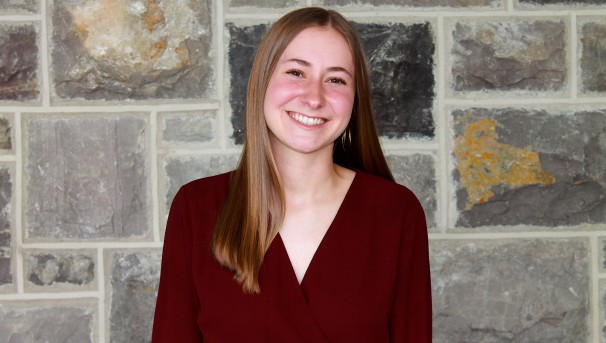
top-left (263, 26), bottom-right (356, 158)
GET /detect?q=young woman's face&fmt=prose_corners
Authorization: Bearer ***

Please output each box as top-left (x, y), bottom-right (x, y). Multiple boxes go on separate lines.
top-left (264, 26), bottom-right (355, 157)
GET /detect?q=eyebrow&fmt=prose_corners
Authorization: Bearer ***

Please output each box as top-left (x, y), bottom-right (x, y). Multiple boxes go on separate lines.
top-left (284, 58), bottom-right (353, 79)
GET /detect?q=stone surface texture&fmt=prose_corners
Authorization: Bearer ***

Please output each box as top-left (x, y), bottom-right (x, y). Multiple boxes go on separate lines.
top-left (51, 0), bottom-right (214, 101)
top-left (0, 304), bottom-right (94, 342)
top-left (453, 108), bottom-right (606, 227)
top-left (26, 252), bottom-right (95, 287)
top-left (386, 154), bottom-right (437, 228)
top-left (109, 251), bottom-right (160, 343)
top-left (0, 24), bottom-right (38, 101)
top-left (319, 0), bottom-right (499, 7)
top-left (431, 239), bottom-right (589, 343)
top-left (0, 166), bottom-right (11, 287)
top-left (580, 21), bottom-right (606, 93)
top-left (228, 0), bottom-right (303, 7)
top-left (0, 115), bottom-right (12, 150)
top-left (451, 20), bottom-right (566, 92)
top-left (160, 110), bottom-right (216, 145)
top-left (521, 0), bottom-right (606, 4)
top-left (25, 115), bottom-right (149, 240)
top-left (0, 0), bottom-right (38, 13)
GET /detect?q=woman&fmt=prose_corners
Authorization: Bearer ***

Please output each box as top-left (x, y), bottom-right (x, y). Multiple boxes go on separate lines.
top-left (152, 7), bottom-right (431, 342)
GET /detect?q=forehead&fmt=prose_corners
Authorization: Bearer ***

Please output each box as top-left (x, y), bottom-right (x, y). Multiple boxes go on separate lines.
top-left (280, 27), bottom-right (354, 64)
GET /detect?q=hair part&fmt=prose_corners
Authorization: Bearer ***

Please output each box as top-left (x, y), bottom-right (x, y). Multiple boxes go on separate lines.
top-left (212, 7), bottom-right (393, 293)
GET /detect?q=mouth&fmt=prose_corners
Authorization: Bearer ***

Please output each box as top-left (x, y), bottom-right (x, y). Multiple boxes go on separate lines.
top-left (287, 111), bottom-right (326, 126)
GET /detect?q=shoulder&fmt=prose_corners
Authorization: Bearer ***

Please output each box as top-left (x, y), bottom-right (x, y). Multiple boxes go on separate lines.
top-left (173, 171), bottom-right (233, 208)
top-left (355, 171), bottom-right (420, 203)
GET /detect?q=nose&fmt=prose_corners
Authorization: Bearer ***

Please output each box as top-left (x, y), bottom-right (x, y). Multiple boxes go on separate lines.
top-left (301, 80), bottom-right (325, 109)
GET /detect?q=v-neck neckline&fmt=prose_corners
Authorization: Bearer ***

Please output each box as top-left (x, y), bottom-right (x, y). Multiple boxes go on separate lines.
top-left (276, 171), bottom-right (359, 289)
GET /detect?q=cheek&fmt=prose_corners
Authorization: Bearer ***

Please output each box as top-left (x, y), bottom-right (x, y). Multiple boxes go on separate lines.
top-left (328, 89), bottom-right (355, 116)
top-left (265, 79), bottom-right (300, 107)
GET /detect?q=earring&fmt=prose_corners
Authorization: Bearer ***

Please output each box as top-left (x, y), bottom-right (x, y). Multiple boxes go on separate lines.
top-left (340, 128), bottom-right (351, 151)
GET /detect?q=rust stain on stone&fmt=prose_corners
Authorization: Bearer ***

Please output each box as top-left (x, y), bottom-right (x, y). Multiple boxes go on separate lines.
top-left (149, 40), bottom-right (167, 62)
top-left (454, 116), bottom-right (556, 209)
top-left (142, 0), bottom-right (165, 32)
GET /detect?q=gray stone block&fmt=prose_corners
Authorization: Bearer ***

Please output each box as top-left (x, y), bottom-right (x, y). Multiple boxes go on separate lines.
top-left (0, 304), bottom-right (93, 342)
top-left (26, 252), bottom-right (95, 287)
top-left (386, 154), bottom-right (437, 228)
top-left (521, 0), bottom-right (605, 4)
top-left (580, 21), bottom-right (606, 93)
top-left (227, 0), bottom-right (303, 7)
top-left (227, 21), bottom-right (435, 143)
top-left (319, 0), bottom-right (498, 7)
top-left (452, 108), bottom-right (606, 227)
top-left (0, 0), bottom-right (38, 13)
top-left (109, 251), bottom-right (161, 343)
top-left (51, 0), bottom-right (214, 101)
top-left (0, 24), bottom-right (38, 101)
top-left (0, 115), bottom-right (12, 150)
top-left (431, 239), bottom-right (589, 342)
top-left (0, 166), bottom-right (11, 286)
top-left (451, 20), bottom-right (566, 92)
top-left (25, 115), bottom-right (149, 240)
top-left (159, 110), bottom-right (216, 145)
top-left (164, 154), bottom-right (239, 211)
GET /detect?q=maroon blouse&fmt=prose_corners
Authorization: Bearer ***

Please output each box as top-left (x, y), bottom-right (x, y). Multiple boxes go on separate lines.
top-left (152, 171), bottom-right (431, 342)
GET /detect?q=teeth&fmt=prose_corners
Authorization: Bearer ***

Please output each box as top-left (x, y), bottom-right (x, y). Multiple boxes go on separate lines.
top-left (289, 112), bottom-right (325, 126)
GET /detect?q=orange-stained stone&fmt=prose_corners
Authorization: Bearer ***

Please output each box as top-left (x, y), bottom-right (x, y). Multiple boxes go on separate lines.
top-left (143, 0), bottom-right (165, 32)
top-left (454, 116), bottom-right (556, 209)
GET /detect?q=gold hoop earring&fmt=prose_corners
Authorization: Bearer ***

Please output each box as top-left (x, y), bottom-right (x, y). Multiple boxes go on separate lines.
top-left (340, 128), bottom-right (351, 151)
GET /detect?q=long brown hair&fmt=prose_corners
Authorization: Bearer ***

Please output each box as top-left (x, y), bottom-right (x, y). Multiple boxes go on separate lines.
top-left (212, 7), bottom-right (393, 293)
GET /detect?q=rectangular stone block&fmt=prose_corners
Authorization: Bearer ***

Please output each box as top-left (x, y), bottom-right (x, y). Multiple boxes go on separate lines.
top-left (159, 110), bottom-right (217, 146)
top-left (520, 0), bottom-right (605, 4)
top-left (0, 114), bottom-right (13, 151)
top-left (450, 19), bottom-right (566, 94)
top-left (431, 239), bottom-right (589, 342)
top-left (51, 0), bottom-right (215, 101)
top-left (0, 165), bottom-right (12, 288)
top-left (452, 108), bottom-right (606, 227)
top-left (0, 302), bottom-right (94, 342)
top-left (162, 153), bottom-right (239, 214)
top-left (24, 114), bottom-right (150, 240)
top-left (0, 0), bottom-right (38, 13)
top-left (0, 24), bottom-right (39, 102)
top-left (108, 250), bottom-right (161, 343)
top-left (318, 0), bottom-right (500, 7)
top-left (386, 153), bottom-right (437, 228)
top-left (227, 20), bottom-right (435, 144)
top-left (25, 250), bottom-right (96, 291)
top-left (579, 18), bottom-right (606, 93)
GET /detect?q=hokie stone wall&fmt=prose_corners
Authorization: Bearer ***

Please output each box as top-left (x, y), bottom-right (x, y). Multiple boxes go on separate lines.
top-left (0, 0), bottom-right (605, 342)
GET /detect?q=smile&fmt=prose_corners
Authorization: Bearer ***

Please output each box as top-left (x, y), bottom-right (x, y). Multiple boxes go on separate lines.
top-left (288, 112), bottom-right (326, 126)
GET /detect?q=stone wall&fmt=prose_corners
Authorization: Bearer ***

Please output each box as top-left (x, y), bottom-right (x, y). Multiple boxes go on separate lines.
top-left (0, 0), bottom-right (604, 342)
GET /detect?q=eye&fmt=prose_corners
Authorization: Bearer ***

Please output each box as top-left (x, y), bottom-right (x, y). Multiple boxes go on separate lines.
top-left (328, 77), bottom-right (347, 85)
top-left (286, 69), bottom-right (304, 77)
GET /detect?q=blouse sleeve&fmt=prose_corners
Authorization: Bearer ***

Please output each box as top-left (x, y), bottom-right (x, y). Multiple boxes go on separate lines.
top-left (390, 196), bottom-right (432, 342)
top-left (152, 188), bottom-right (204, 342)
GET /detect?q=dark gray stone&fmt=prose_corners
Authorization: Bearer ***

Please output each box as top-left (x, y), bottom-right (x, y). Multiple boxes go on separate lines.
top-left (227, 22), bottom-right (269, 145)
top-left (319, 0), bottom-right (498, 7)
top-left (431, 239), bottom-right (589, 343)
top-left (227, 21), bottom-right (435, 144)
top-left (452, 108), bottom-right (606, 227)
top-left (356, 22), bottom-right (435, 139)
top-left (25, 115), bottom-right (149, 239)
top-left (0, 116), bottom-right (11, 149)
top-left (386, 154), bottom-right (437, 228)
top-left (452, 20), bottom-right (566, 92)
top-left (0, 0), bottom-right (38, 13)
top-left (51, 0), bottom-right (214, 101)
top-left (0, 24), bottom-right (38, 101)
top-left (228, 0), bottom-right (303, 7)
top-left (160, 110), bottom-right (216, 144)
top-left (164, 154), bottom-right (239, 211)
top-left (0, 167), bottom-right (11, 286)
top-left (580, 21), bottom-right (606, 93)
top-left (109, 251), bottom-right (160, 343)
top-left (26, 252), bottom-right (94, 286)
top-left (0, 305), bottom-right (93, 342)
